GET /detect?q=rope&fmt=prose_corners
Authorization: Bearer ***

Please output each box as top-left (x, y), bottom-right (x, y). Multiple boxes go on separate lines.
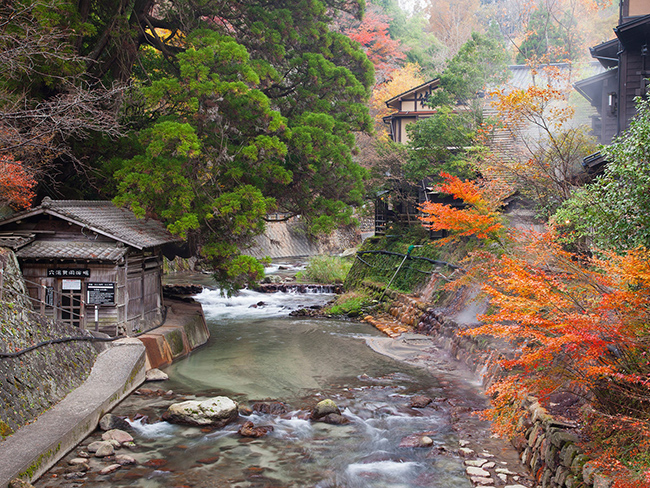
top-left (0, 306), bottom-right (169, 359)
top-left (354, 254), bottom-right (440, 275)
top-left (356, 250), bottom-right (462, 270)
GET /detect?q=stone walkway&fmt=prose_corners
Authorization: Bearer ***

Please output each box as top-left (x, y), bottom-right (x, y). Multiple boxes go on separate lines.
top-left (0, 339), bottom-right (146, 487)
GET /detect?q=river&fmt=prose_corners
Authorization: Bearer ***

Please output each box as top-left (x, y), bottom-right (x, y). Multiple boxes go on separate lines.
top-left (34, 273), bottom-right (531, 488)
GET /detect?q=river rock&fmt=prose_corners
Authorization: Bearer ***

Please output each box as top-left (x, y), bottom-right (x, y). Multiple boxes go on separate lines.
top-left (250, 401), bottom-right (288, 415)
top-left (87, 440), bottom-right (108, 453)
top-left (311, 399), bottom-right (341, 420)
top-left (63, 472), bottom-right (86, 480)
top-left (409, 395), bottom-right (433, 408)
top-left (102, 429), bottom-right (134, 445)
top-left (238, 421), bottom-right (274, 438)
top-left (99, 413), bottom-right (130, 432)
top-left (65, 462), bottom-right (89, 473)
top-left (9, 480), bottom-right (35, 488)
top-left (145, 368), bottom-right (169, 382)
top-left (94, 442), bottom-right (115, 458)
top-left (115, 454), bottom-right (137, 465)
top-left (466, 466), bottom-right (490, 477)
top-left (99, 464), bottom-right (122, 475)
top-left (162, 396), bottom-right (238, 426)
top-left (399, 434), bottom-right (434, 448)
top-left (320, 413), bottom-right (350, 425)
top-left (68, 458), bottom-right (89, 466)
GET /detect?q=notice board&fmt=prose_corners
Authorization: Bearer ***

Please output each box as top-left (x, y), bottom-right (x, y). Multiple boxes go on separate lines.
top-left (86, 282), bottom-right (116, 305)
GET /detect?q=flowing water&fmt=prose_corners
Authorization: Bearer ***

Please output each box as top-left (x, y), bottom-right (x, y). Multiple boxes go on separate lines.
top-left (35, 274), bottom-right (528, 488)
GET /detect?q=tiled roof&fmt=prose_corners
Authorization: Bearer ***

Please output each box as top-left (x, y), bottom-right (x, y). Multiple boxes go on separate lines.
top-left (0, 234), bottom-right (35, 250)
top-left (15, 241), bottom-right (128, 261)
top-left (1, 198), bottom-right (181, 249)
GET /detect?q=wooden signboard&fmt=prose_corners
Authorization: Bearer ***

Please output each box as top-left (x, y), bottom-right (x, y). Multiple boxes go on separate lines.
top-left (48, 268), bottom-right (90, 278)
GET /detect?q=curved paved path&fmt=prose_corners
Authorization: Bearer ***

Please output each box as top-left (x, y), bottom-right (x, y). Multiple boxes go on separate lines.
top-left (0, 339), bottom-right (146, 487)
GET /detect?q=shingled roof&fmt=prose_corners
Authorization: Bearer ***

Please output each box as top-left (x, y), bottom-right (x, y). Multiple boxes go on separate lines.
top-left (15, 241), bottom-right (129, 261)
top-left (0, 198), bottom-right (182, 250)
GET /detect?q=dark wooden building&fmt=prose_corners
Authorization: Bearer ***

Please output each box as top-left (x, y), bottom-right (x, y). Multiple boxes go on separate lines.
top-left (575, 0), bottom-right (650, 149)
top-left (0, 198), bottom-right (185, 335)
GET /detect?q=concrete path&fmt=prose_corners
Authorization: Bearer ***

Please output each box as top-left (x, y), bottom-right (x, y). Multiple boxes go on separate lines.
top-left (0, 339), bottom-right (146, 487)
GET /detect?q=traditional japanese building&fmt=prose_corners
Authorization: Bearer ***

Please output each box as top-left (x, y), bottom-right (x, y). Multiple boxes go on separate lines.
top-left (382, 79), bottom-right (441, 144)
top-left (0, 198), bottom-right (186, 335)
top-left (575, 0), bottom-right (650, 154)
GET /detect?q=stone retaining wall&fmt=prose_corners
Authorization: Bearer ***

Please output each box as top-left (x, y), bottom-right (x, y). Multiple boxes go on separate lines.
top-left (362, 281), bottom-right (613, 488)
top-left (0, 249), bottom-right (100, 437)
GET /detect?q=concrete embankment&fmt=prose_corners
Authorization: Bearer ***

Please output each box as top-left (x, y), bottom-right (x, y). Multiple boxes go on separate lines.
top-left (137, 298), bottom-right (210, 370)
top-left (0, 298), bottom-right (209, 487)
top-left (0, 339), bottom-right (146, 487)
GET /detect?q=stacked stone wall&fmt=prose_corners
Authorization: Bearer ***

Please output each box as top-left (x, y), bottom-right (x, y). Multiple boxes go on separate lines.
top-left (0, 249), bottom-right (100, 437)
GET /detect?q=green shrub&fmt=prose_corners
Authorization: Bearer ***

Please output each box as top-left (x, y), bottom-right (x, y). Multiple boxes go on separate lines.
top-left (326, 291), bottom-right (374, 317)
top-left (298, 255), bottom-right (352, 284)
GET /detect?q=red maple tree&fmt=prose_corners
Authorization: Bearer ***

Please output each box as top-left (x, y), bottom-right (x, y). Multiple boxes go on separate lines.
top-left (0, 155), bottom-right (36, 209)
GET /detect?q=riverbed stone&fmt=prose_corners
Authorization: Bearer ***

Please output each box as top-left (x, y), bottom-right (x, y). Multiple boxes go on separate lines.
top-left (94, 442), bottom-right (115, 458)
top-left (115, 454), bottom-right (137, 465)
top-left (399, 434), bottom-right (434, 448)
top-left (145, 368), bottom-right (169, 382)
top-left (409, 395), bottom-right (432, 408)
top-left (63, 472), bottom-right (86, 480)
top-left (87, 440), bottom-right (110, 453)
top-left (238, 421), bottom-right (274, 438)
top-left (459, 447), bottom-right (475, 457)
top-left (99, 464), bottom-right (122, 475)
top-left (102, 428), bottom-right (134, 445)
top-left (466, 466), bottom-right (490, 477)
top-left (65, 462), bottom-right (89, 473)
top-left (163, 396), bottom-right (239, 426)
top-left (68, 458), bottom-right (89, 466)
top-left (250, 401), bottom-right (288, 415)
top-left (320, 413), bottom-right (350, 425)
top-left (98, 413), bottom-right (130, 432)
top-left (465, 459), bottom-right (488, 467)
top-left (470, 476), bottom-right (494, 486)
top-left (311, 399), bottom-right (341, 420)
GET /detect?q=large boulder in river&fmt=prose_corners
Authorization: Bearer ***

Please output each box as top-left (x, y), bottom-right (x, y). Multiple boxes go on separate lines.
top-left (310, 399), bottom-right (341, 421)
top-left (162, 396), bottom-right (238, 427)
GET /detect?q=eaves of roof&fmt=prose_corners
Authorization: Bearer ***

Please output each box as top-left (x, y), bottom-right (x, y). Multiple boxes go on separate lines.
top-left (384, 79), bottom-right (440, 107)
top-left (0, 198), bottom-right (182, 250)
top-left (15, 241), bottom-right (129, 261)
top-left (615, 14), bottom-right (650, 49)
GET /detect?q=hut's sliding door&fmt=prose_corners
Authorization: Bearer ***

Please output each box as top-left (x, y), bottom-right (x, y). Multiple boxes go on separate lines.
top-left (60, 288), bottom-right (83, 327)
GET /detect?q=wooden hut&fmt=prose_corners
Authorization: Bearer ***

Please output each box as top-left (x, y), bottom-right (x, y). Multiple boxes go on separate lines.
top-left (0, 198), bottom-right (186, 335)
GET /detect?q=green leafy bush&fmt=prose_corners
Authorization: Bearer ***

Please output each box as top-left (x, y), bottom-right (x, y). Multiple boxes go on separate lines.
top-left (326, 291), bottom-right (374, 317)
top-left (297, 255), bottom-right (352, 284)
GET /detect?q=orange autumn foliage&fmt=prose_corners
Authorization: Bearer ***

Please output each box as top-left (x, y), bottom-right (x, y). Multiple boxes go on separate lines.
top-left (418, 172), bottom-right (507, 244)
top-left (421, 179), bottom-right (650, 482)
top-left (463, 232), bottom-right (650, 483)
top-left (0, 155), bottom-right (36, 210)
